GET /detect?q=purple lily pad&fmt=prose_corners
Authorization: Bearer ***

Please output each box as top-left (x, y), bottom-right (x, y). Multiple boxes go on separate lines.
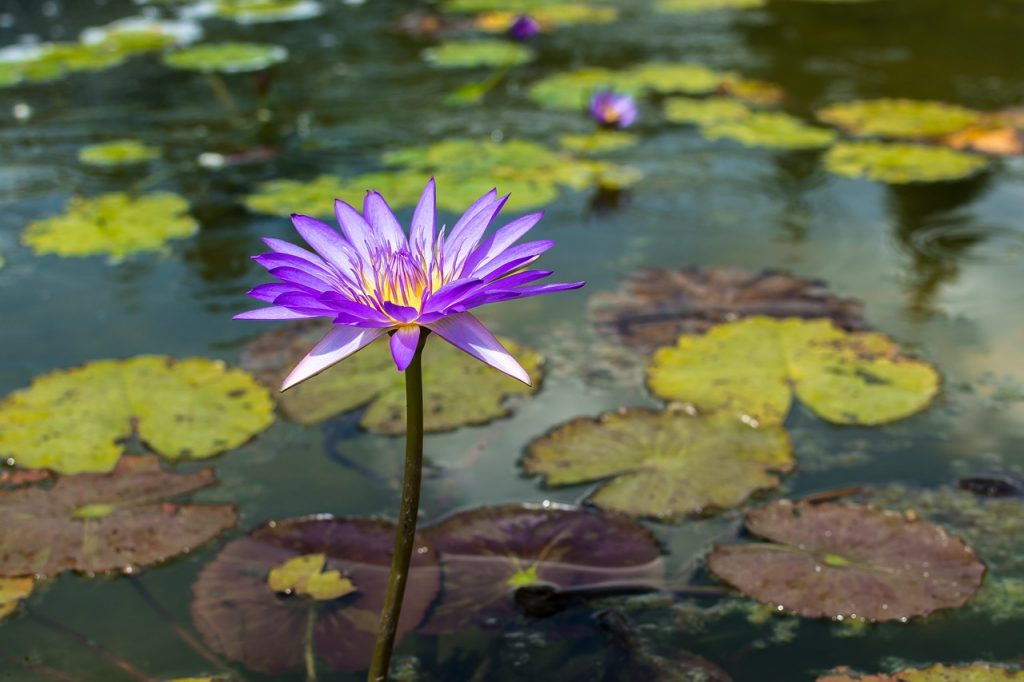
top-left (0, 455), bottom-right (236, 578)
top-left (589, 266), bottom-right (866, 352)
top-left (419, 504), bottom-right (665, 634)
top-left (190, 516), bottom-right (440, 675)
top-left (708, 500), bottom-right (985, 621)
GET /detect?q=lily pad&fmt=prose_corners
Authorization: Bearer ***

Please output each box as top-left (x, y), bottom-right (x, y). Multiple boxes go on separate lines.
top-left (0, 577), bottom-right (33, 619)
top-left (0, 455), bottom-right (236, 577)
top-left (719, 76), bottom-right (784, 106)
top-left (22, 192), bottom-right (198, 259)
top-left (243, 172), bottom-right (427, 218)
top-left (589, 266), bottom-right (867, 353)
top-left (825, 142), bottom-right (988, 184)
top-left (817, 99), bottom-right (981, 139)
top-left (559, 131), bottom-right (639, 154)
top-left (528, 62), bottom-right (724, 111)
top-left (80, 16), bottom-right (202, 53)
top-left (700, 112), bottom-right (836, 149)
top-left (2, 42), bottom-right (127, 85)
top-left (943, 123), bottom-right (1024, 157)
top-left (708, 500), bottom-right (985, 621)
top-left (474, 5), bottom-right (618, 31)
top-left (163, 42), bottom-right (287, 74)
top-left (205, 0), bottom-right (324, 24)
top-left (0, 356), bottom-right (274, 473)
top-left (423, 39), bottom-right (533, 68)
top-left (240, 321), bottom-right (540, 433)
top-left (267, 553), bottom-right (357, 601)
top-left (523, 408), bottom-right (792, 520)
top-left (655, 0), bottom-right (766, 12)
top-left (444, 0), bottom-right (612, 9)
top-left (419, 504), bottom-right (664, 633)
top-left (646, 317), bottom-right (940, 426)
top-left (818, 664), bottom-right (1024, 681)
top-left (664, 97), bottom-right (752, 126)
top-left (191, 516), bottom-right (440, 674)
top-left (78, 139), bottom-right (160, 167)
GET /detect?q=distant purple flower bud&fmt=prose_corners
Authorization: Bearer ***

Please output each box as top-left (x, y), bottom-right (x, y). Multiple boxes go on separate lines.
top-left (589, 90), bottom-right (638, 129)
top-left (508, 14), bottom-right (540, 41)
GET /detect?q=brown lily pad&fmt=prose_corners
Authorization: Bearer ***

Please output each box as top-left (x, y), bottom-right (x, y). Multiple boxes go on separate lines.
top-left (419, 504), bottom-right (664, 634)
top-left (191, 516), bottom-right (440, 674)
top-left (0, 455), bottom-right (236, 577)
top-left (708, 501), bottom-right (985, 621)
top-left (589, 266), bottom-right (866, 353)
top-left (817, 663), bottom-right (1024, 681)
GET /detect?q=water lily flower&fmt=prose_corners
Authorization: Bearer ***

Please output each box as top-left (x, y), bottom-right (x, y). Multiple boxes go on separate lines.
top-left (236, 179), bottom-right (584, 390)
top-left (508, 14), bottom-right (540, 41)
top-left (589, 90), bottom-right (637, 129)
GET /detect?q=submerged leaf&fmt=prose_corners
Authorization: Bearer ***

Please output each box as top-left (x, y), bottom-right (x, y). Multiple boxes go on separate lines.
top-left (78, 139), bottom-right (160, 167)
top-left (524, 408), bottom-right (792, 520)
top-left (0, 455), bottom-right (236, 577)
top-left (817, 99), bottom-right (981, 139)
top-left (818, 664), bottom-right (1024, 681)
top-left (700, 112), bottom-right (836, 149)
top-left (0, 577), bottom-right (33, 619)
top-left (163, 42), bottom-right (287, 73)
top-left (646, 317), bottom-right (940, 426)
top-left (709, 500), bottom-right (985, 621)
top-left (825, 142), bottom-right (988, 183)
top-left (423, 39), bottom-right (533, 68)
top-left (191, 517), bottom-right (440, 674)
top-left (0, 356), bottom-right (274, 473)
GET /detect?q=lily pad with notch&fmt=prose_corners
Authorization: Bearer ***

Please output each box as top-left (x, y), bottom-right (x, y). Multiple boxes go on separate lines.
top-left (190, 516), bottom-right (439, 674)
top-left (817, 99), bottom-right (981, 139)
top-left (824, 142), bottom-right (988, 184)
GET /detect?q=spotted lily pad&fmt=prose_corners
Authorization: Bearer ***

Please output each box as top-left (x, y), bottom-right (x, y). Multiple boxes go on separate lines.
top-left (0, 577), bottom-right (33, 619)
top-left (818, 664), bottom-right (1024, 681)
top-left (474, 5), bottom-right (618, 31)
top-left (524, 408), bottom-right (792, 520)
top-left (0, 455), bottom-right (236, 577)
top-left (0, 356), bottom-right (274, 473)
top-left (559, 131), bottom-right (639, 154)
top-left (241, 322), bottom-right (540, 433)
top-left (22, 192), bottom-right (198, 259)
top-left (163, 42), bottom-right (287, 73)
top-left (817, 99), bottom-right (981, 139)
top-left (825, 142), bottom-right (988, 184)
top-left (589, 266), bottom-right (867, 353)
top-left (646, 317), bottom-right (940, 426)
top-left (701, 112), bottom-right (836, 149)
top-left (423, 39), bottom-right (533, 68)
top-left (419, 504), bottom-right (664, 633)
top-left (528, 62), bottom-right (724, 111)
top-left (664, 97), bottom-right (752, 126)
top-left (708, 500), bottom-right (985, 621)
top-left (191, 516), bottom-right (440, 674)
top-left (655, 0), bottom-right (766, 12)
top-left (78, 139), bottom-right (160, 167)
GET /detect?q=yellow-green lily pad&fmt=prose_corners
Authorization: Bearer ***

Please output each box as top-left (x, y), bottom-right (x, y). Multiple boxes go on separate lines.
top-left (655, 0), bottom-right (766, 13)
top-left (22, 192), bottom-right (198, 259)
top-left (243, 172), bottom-right (426, 218)
top-left (0, 577), bottom-right (33, 619)
top-left (444, 0), bottom-right (612, 9)
top-left (241, 322), bottom-right (541, 434)
top-left (664, 96), bottom-right (752, 126)
top-left (817, 99), bottom-right (981, 139)
top-left (78, 139), bottom-right (160, 167)
top-left (818, 664), bottom-right (1024, 682)
top-left (523, 407), bottom-right (793, 520)
top-left (528, 62), bottom-right (724, 110)
top-left (5, 42), bottom-right (127, 84)
top-left (423, 39), bottom-right (533, 68)
top-left (825, 142), bottom-right (988, 184)
top-left (81, 16), bottom-right (201, 54)
top-left (701, 112), bottom-right (836, 149)
top-left (164, 42), bottom-right (287, 74)
top-left (267, 553), bottom-right (356, 601)
top-left (474, 4), bottom-right (618, 31)
top-left (207, 0), bottom-right (323, 23)
top-left (719, 76), bottom-right (784, 106)
top-left (646, 317), bottom-right (940, 426)
top-left (0, 356), bottom-right (274, 474)
top-left (559, 131), bottom-right (639, 154)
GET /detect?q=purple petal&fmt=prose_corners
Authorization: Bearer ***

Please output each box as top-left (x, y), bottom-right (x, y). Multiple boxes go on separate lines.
top-left (334, 199), bottom-right (375, 264)
top-left (291, 214), bottom-right (358, 271)
top-left (422, 277), bottom-right (483, 313)
top-left (426, 312), bottom-right (530, 385)
top-left (382, 301), bottom-right (419, 323)
top-left (234, 306), bottom-right (316, 321)
top-left (318, 291), bottom-right (392, 324)
top-left (254, 253), bottom-right (339, 283)
top-left (364, 191), bottom-right (408, 251)
top-left (389, 326), bottom-right (421, 371)
top-left (273, 292), bottom-right (335, 315)
top-left (268, 266), bottom-right (334, 292)
top-left (472, 240), bottom-right (554, 280)
top-left (461, 212), bottom-right (543, 277)
top-left (410, 178), bottom-right (436, 263)
top-left (281, 326), bottom-right (386, 391)
top-left (455, 279), bottom-right (584, 312)
top-left (446, 193), bottom-right (509, 276)
top-left (247, 283), bottom-right (296, 302)
top-left (262, 237), bottom-right (329, 268)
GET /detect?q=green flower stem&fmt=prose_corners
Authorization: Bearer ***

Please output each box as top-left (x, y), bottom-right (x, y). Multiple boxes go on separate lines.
top-left (367, 330), bottom-right (429, 682)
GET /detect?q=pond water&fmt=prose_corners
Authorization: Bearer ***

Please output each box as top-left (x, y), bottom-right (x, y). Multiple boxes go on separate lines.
top-left (1, 0), bottom-right (1023, 680)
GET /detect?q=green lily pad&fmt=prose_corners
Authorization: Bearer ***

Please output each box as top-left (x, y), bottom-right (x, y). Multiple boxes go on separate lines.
top-left (524, 408), bottom-right (792, 520)
top-left (444, 0), bottom-right (611, 9)
top-left (664, 97), bottom-right (752, 126)
top-left (0, 455), bottom-right (236, 577)
top-left (240, 322), bottom-right (541, 433)
top-left (420, 504), bottom-right (664, 633)
top-left (708, 500), bottom-right (985, 621)
top-left (646, 317), bottom-right (940, 426)
top-left (81, 17), bottom-right (201, 54)
top-left (0, 577), bottom-right (33, 619)
top-left (818, 664), bottom-right (1024, 682)
top-left (559, 131), bottom-right (639, 154)
top-left (424, 39), bottom-right (533, 68)
top-left (78, 139), bottom-right (160, 167)
top-left (22, 192), bottom-right (198, 259)
top-left (655, 0), bottom-right (766, 13)
top-left (208, 0), bottom-right (323, 23)
top-left (719, 76), bottom-right (784, 106)
top-left (528, 62), bottom-right (724, 111)
top-left (474, 5), bottom-right (618, 31)
top-left (191, 516), bottom-right (440, 674)
top-left (243, 172), bottom-right (426, 218)
top-left (817, 99), bottom-right (981, 139)
top-left (163, 42), bottom-right (287, 74)
top-left (627, 63), bottom-right (724, 94)
top-left (0, 356), bottom-right (274, 474)
top-left (590, 266), bottom-right (866, 353)
top-left (825, 142), bottom-right (988, 184)
top-left (700, 112), bottom-right (836, 149)
top-left (7, 42), bottom-right (127, 84)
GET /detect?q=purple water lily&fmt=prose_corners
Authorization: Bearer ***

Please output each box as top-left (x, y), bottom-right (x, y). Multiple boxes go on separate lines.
top-left (236, 179), bottom-right (584, 390)
top-left (589, 90), bottom-right (638, 129)
top-left (508, 14), bottom-right (540, 41)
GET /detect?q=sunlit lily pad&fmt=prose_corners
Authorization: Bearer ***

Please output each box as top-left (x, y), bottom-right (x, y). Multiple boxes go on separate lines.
top-left (78, 139), bottom-right (160, 167)
top-left (0, 577), bottom-right (33, 619)
top-left (0, 42), bottom-right (127, 85)
top-left (559, 131), bottom-right (638, 154)
top-left (0, 455), bottom-right (236, 577)
top-left (191, 516), bottom-right (439, 674)
top-left (701, 112), bottom-right (836, 149)
top-left (80, 16), bottom-right (202, 53)
top-left (443, 0), bottom-right (610, 9)
top-left (524, 408), bottom-right (792, 520)
top-left (202, 0), bottom-right (324, 24)
top-left (818, 664), bottom-right (1024, 681)
top-left (241, 322), bottom-right (540, 433)
top-left (22, 192), bottom-right (197, 259)
top-left (528, 62), bottom-right (724, 110)
top-left (419, 504), bottom-right (664, 633)
top-left (474, 5), bottom-right (618, 31)
top-left (719, 76), bottom-right (784, 106)
top-left (817, 99), bottom-right (981, 139)
top-left (267, 554), bottom-right (357, 601)
top-left (0, 356), bottom-right (274, 474)
top-left (646, 317), bottom-right (940, 426)
top-left (664, 97), bottom-right (752, 126)
top-left (163, 42), bottom-right (287, 73)
top-left (825, 142), bottom-right (988, 184)
top-left (589, 266), bottom-right (866, 353)
top-left (655, 0), bottom-right (766, 13)
top-left (243, 172), bottom-right (426, 218)
top-left (708, 500), bottom-right (985, 621)
top-left (423, 39), bottom-right (533, 68)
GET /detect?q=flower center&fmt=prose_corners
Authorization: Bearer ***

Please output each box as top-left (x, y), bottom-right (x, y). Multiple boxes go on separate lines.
top-left (365, 248), bottom-right (435, 311)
